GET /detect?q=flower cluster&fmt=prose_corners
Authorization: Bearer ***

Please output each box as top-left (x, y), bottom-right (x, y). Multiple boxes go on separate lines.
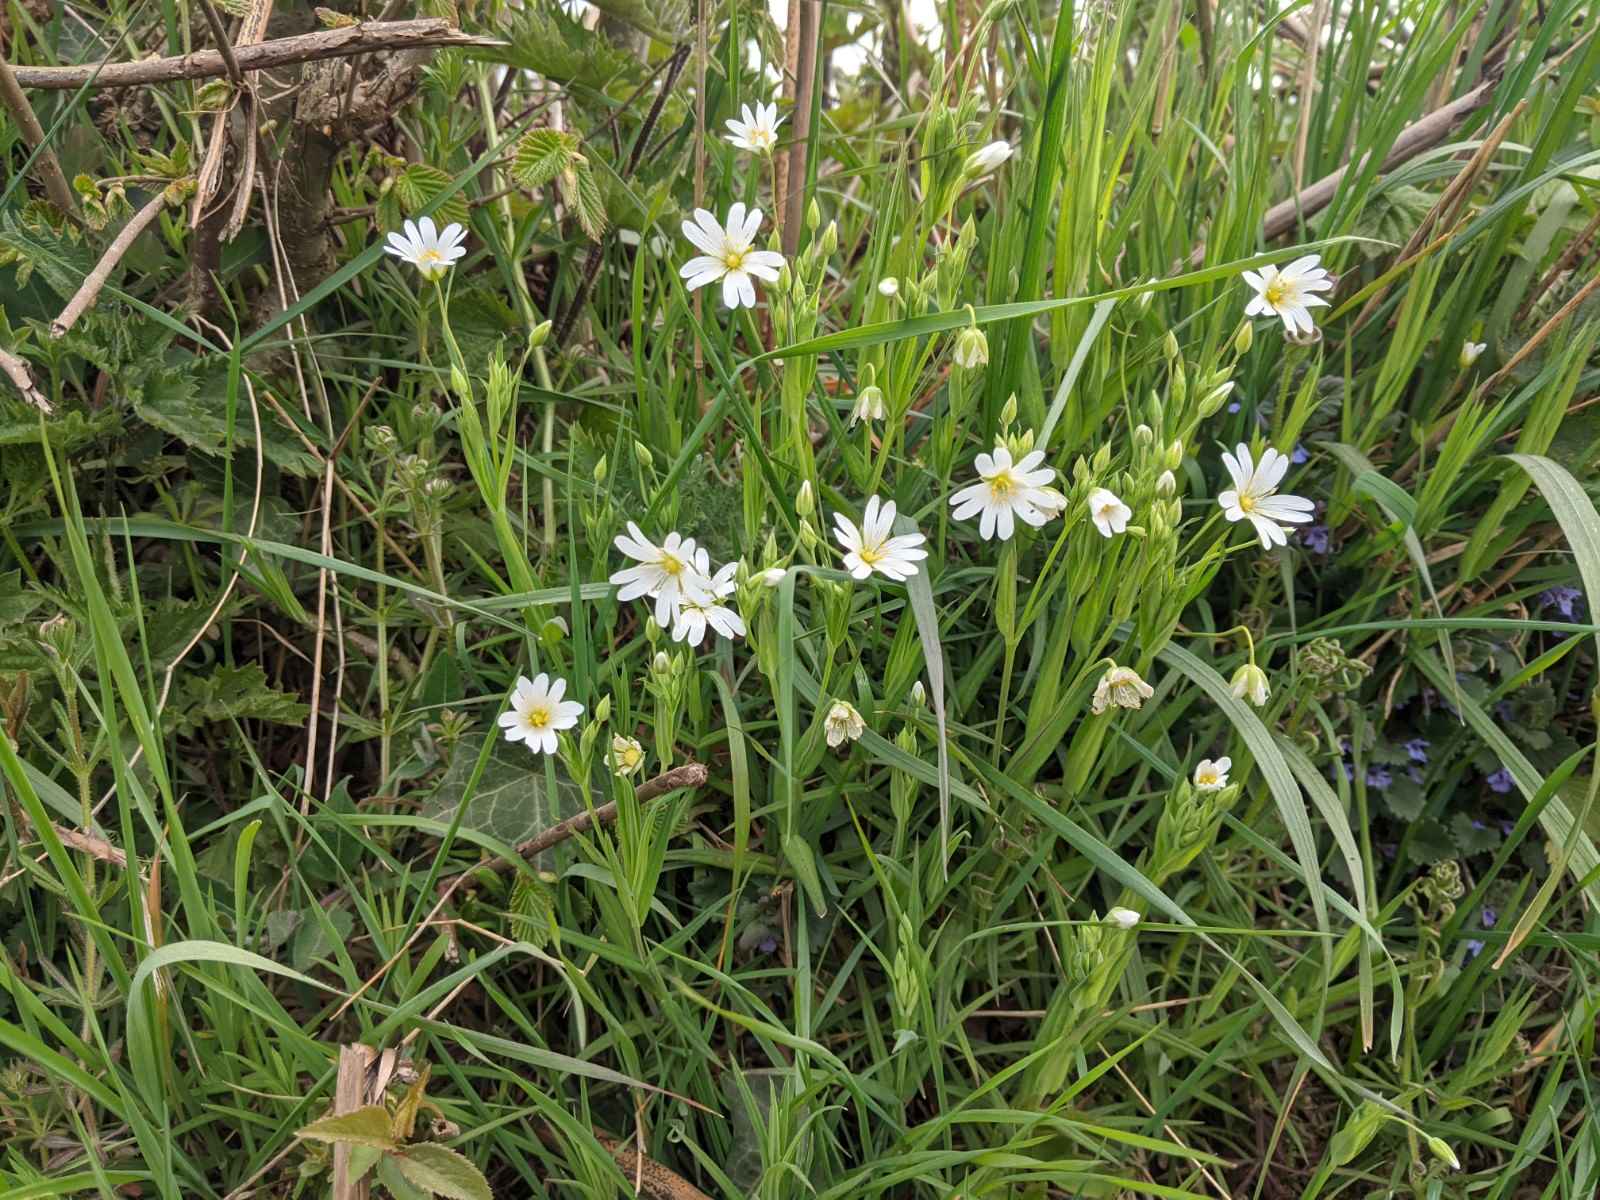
top-left (609, 523), bottom-right (746, 647)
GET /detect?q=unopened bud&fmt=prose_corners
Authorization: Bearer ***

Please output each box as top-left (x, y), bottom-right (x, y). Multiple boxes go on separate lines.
top-left (999, 394), bottom-right (1017, 429)
top-left (1425, 1137), bottom-right (1460, 1171)
top-left (652, 651), bottom-right (671, 674)
top-left (633, 440), bottom-right (654, 471)
top-left (1233, 321), bottom-right (1254, 356)
top-left (760, 567), bottom-right (788, 588)
top-left (910, 680), bottom-right (926, 707)
top-left (529, 319), bottom-right (552, 349)
top-left (796, 480), bottom-right (815, 517)
top-left (450, 365), bottom-right (472, 401)
top-left (1165, 439), bottom-right (1184, 470)
top-left (821, 220), bottom-right (838, 256)
top-left (1162, 330), bottom-right (1180, 361)
top-left (1133, 423), bottom-right (1154, 449)
top-left (594, 694), bottom-right (612, 723)
top-left (1155, 469), bottom-right (1176, 498)
top-left (1198, 380), bottom-right (1236, 418)
top-left (593, 454), bottom-right (608, 484)
top-left (953, 326), bottom-right (989, 370)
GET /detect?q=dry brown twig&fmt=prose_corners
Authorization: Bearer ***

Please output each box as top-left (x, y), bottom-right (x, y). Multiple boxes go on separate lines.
top-left (50, 190), bottom-right (176, 338)
top-left (0, 346), bottom-right (51, 413)
top-left (0, 56), bottom-right (78, 216)
top-left (11, 19), bottom-right (503, 90)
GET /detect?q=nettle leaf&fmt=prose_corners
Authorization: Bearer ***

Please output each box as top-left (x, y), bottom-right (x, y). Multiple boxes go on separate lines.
top-left (134, 364), bottom-right (319, 476)
top-left (168, 664), bottom-right (310, 736)
top-left (392, 1143), bottom-right (493, 1200)
top-left (393, 163), bottom-right (470, 227)
top-left (421, 736), bottom-right (582, 859)
top-left (0, 208), bottom-right (95, 298)
top-left (295, 1105), bottom-right (397, 1151)
top-left (511, 129), bottom-right (581, 190)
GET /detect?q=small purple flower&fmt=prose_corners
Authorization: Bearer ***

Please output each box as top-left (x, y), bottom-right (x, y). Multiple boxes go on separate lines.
top-left (1407, 766), bottom-right (1424, 785)
top-left (1471, 818), bottom-right (1488, 831)
top-left (1226, 400), bottom-right (1242, 413)
top-left (1486, 767), bottom-right (1515, 794)
top-left (1539, 586), bottom-right (1583, 621)
top-left (1404, 738), bottom-right (1429, 764)
top-left (1291, 444), bottom-right (1309, 465)
top-left (757, 935), bottom-right (778, 955)
top-left (1498, 820), bottom-right (1515, 836)
top-left (1481, 906), bottom-right (1497, 929)
top-left (1303, 525), bottom-right (1331, 554)
top-left (1465, 938), bottom-right (1485, 959)
top-left (1366, 765), bottom-right (1392, 790)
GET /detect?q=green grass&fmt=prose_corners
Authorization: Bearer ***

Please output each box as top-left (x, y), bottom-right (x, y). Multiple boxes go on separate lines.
top-left (3, 0), bottom-right (1600, 1196)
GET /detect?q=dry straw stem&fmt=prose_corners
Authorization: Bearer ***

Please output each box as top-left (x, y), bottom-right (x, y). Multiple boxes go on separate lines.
top-left (10, 19), bottom-right (503, 91)
top-left (0, 346), bottom-right (51, 413)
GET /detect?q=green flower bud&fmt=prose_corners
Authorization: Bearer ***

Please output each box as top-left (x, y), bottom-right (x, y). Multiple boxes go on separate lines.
top-left (530, 319), bottom-right (553, 349)
top-left (1234, 321), bottom-right (1254, 355)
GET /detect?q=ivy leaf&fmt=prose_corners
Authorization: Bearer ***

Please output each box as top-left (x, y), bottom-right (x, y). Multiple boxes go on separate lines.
top-left (391, 1143), bottom-right (494, 1200)
top-left (295, 1105), bottom-right (397, 1151)
top-left (421, 736), bottom-right (581, 861)
top-left (392, 163), bottom-right (470, 227)
top-left (511, 129), bottom-right (581, 190)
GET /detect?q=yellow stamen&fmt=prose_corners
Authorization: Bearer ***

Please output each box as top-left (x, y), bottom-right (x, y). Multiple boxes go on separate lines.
top-left (527, 706), bottom-right (551, 730)
top-left (988, 471), bottom-right (1014, 499)
top-left (660, 553), bottom-right (683, 576)
top-left (722, 248), bottom-right (747, 270)
top-left (1263, 279), bottom-right (1291, 307)
top-left (1237, 494), bottom-right (1256, 513)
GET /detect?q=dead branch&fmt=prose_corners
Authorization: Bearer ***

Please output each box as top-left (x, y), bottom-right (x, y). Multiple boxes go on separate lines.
top-left (0, 346), bottom-right (50, 413)
top-left (511, 762), bottom-right (710, 866)
top-left (0, 57), bottom-right (78, 215)
top-left (50, 190), bottom-right (174, 338)
top-left (10, 18), bottom-right (503, 91)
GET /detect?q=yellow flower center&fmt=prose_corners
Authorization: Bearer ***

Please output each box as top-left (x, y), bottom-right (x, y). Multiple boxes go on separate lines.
top-left (1197, 768), bottom-right (1217, 785)
top-left (987, 470), bottom-right (1015, 499)
top-left (417, 248), bottom-right (444, 266)
top-left (1263, 278), bottom-right (1292, 307)
top-left (722, 247), bottom-right (748, 271)
top-left (1237, 493), bottom-right (1256, 513)
top-left (660, 553), bottom-right (684, 577)
top-left (857, 543), bottom-right (884, 565)
top-left (526, 705), bottom-right (551, 730)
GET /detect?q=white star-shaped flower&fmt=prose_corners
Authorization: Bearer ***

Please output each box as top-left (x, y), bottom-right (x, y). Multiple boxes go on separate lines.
top-left (1086, 487), bottom-right (1131, 538)
top-left (1241, 254), bottom-right (1334, 336)
top-left (679, 204), bottom-right (786, 310)
top-left (384, 216), bottom-right (468, 280)
top-left (671, 551), bottom-right (744, 646)
top-left (497, 673), bottom-right (584, 756)
top-left (832, 496), bottom-right (928, 582)
top-left (724, 101), bottom-right (784, 154)
top-left (1193, 757), bottom-right (1231, 791)
top-left (609, 523), bottom-right (714, 626)
top-left (949, 446), bottom-right (1058, 541)
top-left (1217, 443), bottom-right (1314, 550)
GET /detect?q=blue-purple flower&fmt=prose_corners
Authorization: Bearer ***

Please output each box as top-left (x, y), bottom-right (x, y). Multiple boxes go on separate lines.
top-left (1481, 906), bottom-right (1497, 929)
top-left (1365, 765), bottom-right (1392, 790)
top-left (1539, 586), bottom-right (1583, 621)
top-left (1303, 525), bottom-right (1331, 555)
top-left (1486, 766), bottom-right (1515, 794)
top-left (1291, 444), bottom-right (1309, 465)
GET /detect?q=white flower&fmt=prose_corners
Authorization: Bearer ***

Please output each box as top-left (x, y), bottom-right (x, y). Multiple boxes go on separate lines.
top-left (609, 523), bottom-right (713, 626)
top-left (1460, 340), bottom-right (1486, 370)
top-left (1217, 443), bottom-right (1315, 550)
top-left (1241, 254), bottom-right (1335, 337)
top-left (497, 673), bottom-right (584, 755)
top-left (1193, 757), bottom-right (1231, 791)
top-left (1086, 487), bottom-right (1132, 538)
top-left (849, 385), bottom-right (886, 427)
top-left (965, 139), bottom-right (1014, 177)
top-left (949, 446), bottom-right (1058, 541)
top-left (1092, 664), bottom-right (1154, 714)
top-left (877, 277), bottom-right (899, 297)
top-left (1230, 663), bottom-right (1270, 708)
top-left (759, 567), bottom-right (788, 587)
top-left (1104, 907), bottom-right (1141, 930)
top-left (679, 204), bottom-right (786, 310)
top-left (384, 216), bottom-right (467, 280)
top-left (1032, 486), bottom-right (1069, 520)
top-left (832, 496), bottom-right (928, 582)
top-left (824, 699), bottom-right (865, 747)
top-left (671, 551), bottom-right (744, 646)
top-left (724, 101), bottom-right (783, 154)
top-left (611, 734), bottom-right (645, 777)
top-left (953, 326), bottom-right (989, 369)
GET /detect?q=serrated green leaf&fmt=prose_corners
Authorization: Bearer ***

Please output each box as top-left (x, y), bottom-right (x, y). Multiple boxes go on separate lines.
top-left (295, 1105), bottom-right (397, 1151)
top-left (392, 1143), bottom-right (493, 1200)
top-left (393, 163), bottom-right (470, 227)
top-left (168, 664), bottom-right (310, 736)
top-left (510, 129), bottom-right (580, 190)
top-left (567, 162), bottom-right (609, 242)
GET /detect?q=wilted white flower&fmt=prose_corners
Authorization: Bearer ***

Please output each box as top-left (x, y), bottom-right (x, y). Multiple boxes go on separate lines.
top-left (1230, 663), bottom-right (1270, 708)
top-left (679, 204), bottom-right (786, 310)
top-left (759, 567), bottom-right (788, 587)
top-left (1092, 664), bottom-right (1154, 714)
top-left (1459, 340), bottom-right (1486, 370)
top-left (671, 550), bottom-right (744, 646)
top-left (1104, 907), bottom-right (1141, 930)
top-left (824, 699), bottom-right (865, 748)
top-left (849, 385), bottom-right (886, 427)
top-left (832, 496), bottom-right (928, 582)
top-left (724, 101), bottom-right (783, 154)
top-left (953, 326), bottom-right (989, 369)
top-left (877, 277), bottom-right (899, 297)
top-left (611, 734), bottom-right (645, 777)
top-left (949, 446), bottom-right (1058, 541)
top-left (609, 524), bottom-right (713, 626)
top-left (1087, 487), bottom-right (1132, 538)
top-left (965, 139), bottom-right (1014, 178)
top-left (1241, 254), bottom-right (1335, 337)
top-left (384, 216), bottom-right (468, 280)
top-left (1218, 444), bottom-right (1315, 550)
top-left (497, 673), bottom-right (584, 755)
top-left (1193, 757), bottom-right (1231, 791)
